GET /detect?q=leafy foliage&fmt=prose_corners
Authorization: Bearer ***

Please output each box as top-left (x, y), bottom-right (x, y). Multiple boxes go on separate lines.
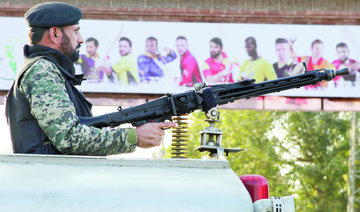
top-left (279, 112), bottom-right (349, 211)
top-left (165, 110), bottom-right (350, 212)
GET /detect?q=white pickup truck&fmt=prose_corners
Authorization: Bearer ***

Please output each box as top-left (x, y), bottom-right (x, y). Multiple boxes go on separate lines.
top-left (0, 153), bottom-right (294, 212)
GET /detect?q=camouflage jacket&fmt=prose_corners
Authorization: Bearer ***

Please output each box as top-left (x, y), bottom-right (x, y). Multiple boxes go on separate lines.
top-left (19, 58), bottom-right (137, 156)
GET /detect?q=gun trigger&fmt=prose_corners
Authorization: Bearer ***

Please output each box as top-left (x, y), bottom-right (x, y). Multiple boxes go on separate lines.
top-left (133, 120), bottom-right (146, 127)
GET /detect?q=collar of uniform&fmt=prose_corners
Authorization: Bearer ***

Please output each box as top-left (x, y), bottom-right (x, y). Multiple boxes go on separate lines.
top-left (24, 44), bottom-right (78, 84)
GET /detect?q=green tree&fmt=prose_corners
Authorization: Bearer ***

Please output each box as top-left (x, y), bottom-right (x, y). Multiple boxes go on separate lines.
top-left (165, 110), bottom-right (350, 212)
top-left (278, 112), bottom-right (349, 211)
top-left (166, 110), bottom-right (291, 196)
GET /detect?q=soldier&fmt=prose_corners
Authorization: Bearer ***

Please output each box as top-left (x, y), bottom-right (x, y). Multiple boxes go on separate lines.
top-left (5, 2), bottom-right (176, 155)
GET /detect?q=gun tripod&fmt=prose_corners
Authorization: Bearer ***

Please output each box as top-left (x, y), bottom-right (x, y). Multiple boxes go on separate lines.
top-left (195, 107), bottom-right (243, 159)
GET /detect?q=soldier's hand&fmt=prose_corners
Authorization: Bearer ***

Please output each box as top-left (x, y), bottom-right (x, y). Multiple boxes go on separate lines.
top-left (135, 122), bottom-right (178, 148)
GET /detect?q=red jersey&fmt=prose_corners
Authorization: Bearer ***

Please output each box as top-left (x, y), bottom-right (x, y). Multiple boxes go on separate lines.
top-left (179, 50), bottom-right (202, 87)
top-left (298, 56), bottom-right (335, 89)
top-left (332, 58), bottom-right (359, 83)
top-left (202, 52), bottom-right (235, 83)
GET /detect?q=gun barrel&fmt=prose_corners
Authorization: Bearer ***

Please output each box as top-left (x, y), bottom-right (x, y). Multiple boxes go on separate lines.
top-left (214, 68), bottom-right (348, 105)
top-left (322, 68), bottom-right (349, 81)
top-left (335, 68), bottom-right (349, 76)
top-left (81, 68), bottom-right (348, 128)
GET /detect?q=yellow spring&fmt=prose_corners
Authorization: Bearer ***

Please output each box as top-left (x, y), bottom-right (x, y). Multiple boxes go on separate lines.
top-left (171, 116), bottom-right (189, 158)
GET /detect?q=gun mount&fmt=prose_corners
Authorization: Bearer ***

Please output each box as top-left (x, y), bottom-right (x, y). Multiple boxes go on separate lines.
top-left (195, 107), bottom-right (243, 159)
top-left (78, 67), bottom-right (349, 159)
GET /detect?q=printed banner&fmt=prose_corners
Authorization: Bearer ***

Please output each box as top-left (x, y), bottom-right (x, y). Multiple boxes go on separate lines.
top-left (1, 17), bottom-right (360, 97)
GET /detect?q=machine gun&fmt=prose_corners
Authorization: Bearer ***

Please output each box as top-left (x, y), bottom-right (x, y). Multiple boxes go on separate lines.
top-left (79, 68), bottom-right (348, 128)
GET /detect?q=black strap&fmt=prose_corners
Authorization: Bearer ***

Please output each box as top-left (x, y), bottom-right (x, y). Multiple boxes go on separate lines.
top-left (15, 56), bottom-right (44, 89)
top-left (74, 74), bottom-right (85, 85)
top-left (201, 88), bottom-right (216, 112)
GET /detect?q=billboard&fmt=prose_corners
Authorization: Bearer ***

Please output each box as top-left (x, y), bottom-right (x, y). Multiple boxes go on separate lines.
top-left (0, 17), bottom-right (359, 97)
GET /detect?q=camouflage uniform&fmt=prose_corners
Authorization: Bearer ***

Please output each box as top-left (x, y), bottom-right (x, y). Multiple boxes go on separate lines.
top-left (19, 59), bottom-right (137, 155)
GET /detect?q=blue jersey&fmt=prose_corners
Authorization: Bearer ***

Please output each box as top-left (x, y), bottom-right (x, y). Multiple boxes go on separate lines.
top-left (137, 51), bottom-right (177, 83)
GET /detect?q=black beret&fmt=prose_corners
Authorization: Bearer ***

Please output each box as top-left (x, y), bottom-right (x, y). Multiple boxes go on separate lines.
top-left (25, 2), bottom-right (82, 28)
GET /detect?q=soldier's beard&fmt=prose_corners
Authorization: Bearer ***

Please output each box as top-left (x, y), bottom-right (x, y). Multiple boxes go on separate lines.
top-left (60, 29), bottom-right (80, 62)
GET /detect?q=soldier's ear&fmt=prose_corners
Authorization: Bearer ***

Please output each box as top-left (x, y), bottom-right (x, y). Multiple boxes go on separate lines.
top-left (49, 27), bottom-right (60, 44)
